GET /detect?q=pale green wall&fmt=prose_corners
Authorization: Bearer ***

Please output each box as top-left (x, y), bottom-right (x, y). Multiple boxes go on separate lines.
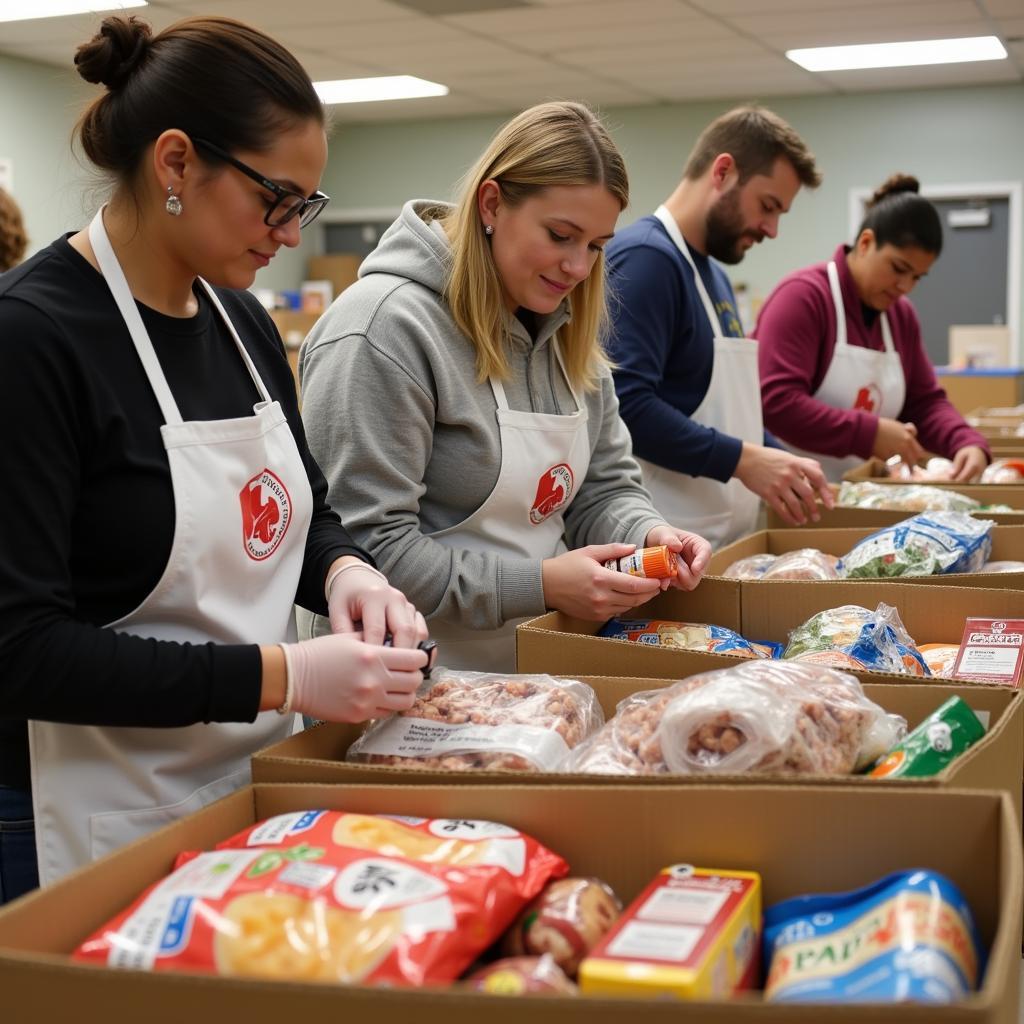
top-left (3, 46), bottom-right (1022, 336)
top-left (321, 82), bottom-right (1024, 336)
top-left (0, 54), bottom-right (91, 255)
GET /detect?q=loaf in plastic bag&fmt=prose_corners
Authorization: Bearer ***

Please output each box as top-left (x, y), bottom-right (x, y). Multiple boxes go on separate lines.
top-left (917, 643), bottom-right (960, 678)
top-left (598, 618), bottom-right (782, 658)
top-left (840, 512), bottom-right (993, 578)
top-left (837, 481), bottom-right (981, 513)
top-left (981, 458), bottom-right (1024, 483)
top-left (344, 671), bottom-right (602, 773)
top-left (980, 560), bottom-right (1024, 573)
top-left (567, 661), bottom-right (904, 776)
top-left (75, 810), bottom-right (567, 988)
top-left (783, 603), bottom-right (930, 676)
top-left (886, 455), bottom-right (955, 482)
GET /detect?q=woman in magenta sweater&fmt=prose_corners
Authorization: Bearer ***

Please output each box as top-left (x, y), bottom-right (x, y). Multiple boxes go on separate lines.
top-left (754, 174), bottom-right (989, 482)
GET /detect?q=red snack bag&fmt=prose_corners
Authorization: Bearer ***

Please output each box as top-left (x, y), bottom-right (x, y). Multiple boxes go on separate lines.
top-left (75, 811), bottom-right (567, 987)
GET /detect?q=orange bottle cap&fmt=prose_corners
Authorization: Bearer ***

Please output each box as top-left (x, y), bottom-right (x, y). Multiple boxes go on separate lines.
top-left (642, 545), bottom-right (677, 579)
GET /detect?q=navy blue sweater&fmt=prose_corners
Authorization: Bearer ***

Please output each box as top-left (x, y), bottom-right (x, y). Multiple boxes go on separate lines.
top-left (606, 215), bottom-right (773, 483)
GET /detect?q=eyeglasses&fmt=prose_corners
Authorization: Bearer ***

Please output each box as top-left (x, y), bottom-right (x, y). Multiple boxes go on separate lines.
top-left (192, 137), bottom-right (330, 228)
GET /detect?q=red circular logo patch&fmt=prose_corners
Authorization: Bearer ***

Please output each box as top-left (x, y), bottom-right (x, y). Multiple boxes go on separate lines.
top-left (529, 463), bottom-right (574, 525)
top-left (240, 469), bottom-right (292, 561)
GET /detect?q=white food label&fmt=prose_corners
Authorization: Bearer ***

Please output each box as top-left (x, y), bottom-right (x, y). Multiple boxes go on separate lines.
top-left (108, 850), bottom-right (262, 969)
top-left (958, 646), bottom-right (1019, 677)
top-left (356, 717), bottom-right (570, 771)
top-left (277, 861), bottom-right (336, 891)
top-left (427, 819), bottom-right (519, 840)
top-left (638, 885), bottom-right (729, 925)
top-left (606, 920), bottom-right (703, 962)
top-left (402, 896), bottom-right (456, 939)
top-left (333, 857), bottom-right (448, 910)
top-left (245, 810), bottom-right (324, 846)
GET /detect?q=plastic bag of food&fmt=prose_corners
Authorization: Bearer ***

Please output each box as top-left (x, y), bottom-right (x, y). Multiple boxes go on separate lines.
top-left (567, 661), bottom-right (904, 776)
top-left (837, 480), bottom-right (981, 513)
top-left (466, 955), bottom-right (578, 995)
top-left (760, 548), bottom-right (843, 581)
top-left (783, 603), bottom-right (930, 677)
top-left (597, 618), bottom-right (782, 659)
top-left (886, 455), bottom-right (955, 482)
top-left (720, 553), bottom-right (777, 579)
top-left (917, 643), bottom-right (960, 678)
top-left (501, 877), bottom-right (622, 977)
top-left (840, 512), bottom-right (993, 578)
top-left (980, 560), bottom-right (1024, 573)
top-left (981, 458), bottom-right (1024, 483)
top-left (75, 810), bottom-right (567, 987)
top-left (344, 671), bottom-right (602, 773)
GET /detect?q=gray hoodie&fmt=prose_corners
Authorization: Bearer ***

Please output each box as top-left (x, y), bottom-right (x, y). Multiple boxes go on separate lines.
top-left (298, 199), bottom-right (665, 633)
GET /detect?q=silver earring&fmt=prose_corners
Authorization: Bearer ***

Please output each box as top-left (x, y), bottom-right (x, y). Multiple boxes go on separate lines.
top-left (165, 184), bottom-right (182, 217)
top-left (484, 224), bottom-right (493, 236)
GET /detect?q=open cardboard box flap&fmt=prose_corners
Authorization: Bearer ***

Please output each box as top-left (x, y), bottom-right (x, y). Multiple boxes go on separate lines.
top-left (0, 782), bottom-right (1019, 1023)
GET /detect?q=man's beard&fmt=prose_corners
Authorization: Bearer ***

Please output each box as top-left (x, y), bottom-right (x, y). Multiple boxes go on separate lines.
top-left (704, 187), bottom-right (764, 265)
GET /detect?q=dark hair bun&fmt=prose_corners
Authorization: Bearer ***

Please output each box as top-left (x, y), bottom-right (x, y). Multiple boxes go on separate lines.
top-left (868, 173), bottom-right (920, 208)
top-left (74, 15), bottom-right (151, 90)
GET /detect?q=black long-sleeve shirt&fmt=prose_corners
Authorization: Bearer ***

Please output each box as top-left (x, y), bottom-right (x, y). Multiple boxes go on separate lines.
top-left (0, 236), bottom-right (367, 789)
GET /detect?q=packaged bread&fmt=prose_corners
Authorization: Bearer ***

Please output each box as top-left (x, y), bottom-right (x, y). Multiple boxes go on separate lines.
top-left (917, 643), bottom-right (960, 678)
top-left (466, 955), bottom-right (578, 996)
top-left (783, 603), bottom-right (930, 676)
top-left (75, 810), bottom-right (567, 988)
top-left (981, 458), bottom-right (1024, 483)
top-left (501, 877), bottom-right (622, 977)
top-left (345, 671), bottom-right (602, 773)
top-left (567, 661), bottom-right (904, 777)
top-left (597, 618), bottom-right (782, 659)
top-left (840, 512), bottom-right (993, 578)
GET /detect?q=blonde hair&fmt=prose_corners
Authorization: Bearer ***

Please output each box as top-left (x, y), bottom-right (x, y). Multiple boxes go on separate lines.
top-left (0, 188), bottom-right (27, 272)
top-left (440, 101), bottom-right (628, 391)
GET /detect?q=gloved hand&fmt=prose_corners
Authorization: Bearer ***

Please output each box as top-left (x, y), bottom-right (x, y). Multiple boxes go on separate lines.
top-left (280, 633), bottom-right (428, 722)
top-left (326, 560), bottom-right (428, 649)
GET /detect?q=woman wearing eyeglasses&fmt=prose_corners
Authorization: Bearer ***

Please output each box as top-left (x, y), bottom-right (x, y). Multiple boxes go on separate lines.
top-left (755, 174), bottom-right (989, 482)
top-left (298, 102), bottom-right (711, 674)
top-left (0, 14), bottom-right (430, 902)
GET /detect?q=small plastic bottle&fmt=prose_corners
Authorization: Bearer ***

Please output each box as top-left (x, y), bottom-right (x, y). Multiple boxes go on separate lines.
top-left (603, 545), bottom-right (678, 579)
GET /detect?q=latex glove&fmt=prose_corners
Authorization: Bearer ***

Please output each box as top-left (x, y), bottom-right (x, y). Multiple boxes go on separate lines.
top-left (541, 543), bottom-right (662, 621)
top-left (326, 560), bottom-right (428, 649)
top-left (950, 445), bottom-right (989, 483)
top-left (644, 524), bottom-right (711, 591)
top-left (281, 633), bottom-right (428, 722)
top-left (734, 443), bottom-right (834, 526)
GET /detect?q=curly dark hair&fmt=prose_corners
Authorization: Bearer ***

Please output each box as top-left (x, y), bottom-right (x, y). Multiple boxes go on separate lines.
top-left (0, 188), bottom-right (27, 272)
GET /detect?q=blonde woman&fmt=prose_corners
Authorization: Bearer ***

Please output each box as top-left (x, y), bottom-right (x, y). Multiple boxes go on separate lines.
top-left (0, 187), bottom-right (27, 272)
top-left (299, 102), bottom-right (710, 672)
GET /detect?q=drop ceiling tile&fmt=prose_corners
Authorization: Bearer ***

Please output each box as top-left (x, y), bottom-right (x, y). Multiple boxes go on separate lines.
top-left (689, 0), bottom-right (882, 11)
top-left (819, 58), bottom-right (1021, 90)
top-left (290, 51), bottom-right (385, 81)
top-left (347, 39), bottom-right (554, 77)
top-left (443, 0), bottom-right (703, 35)
top-left (557, 36), bottom-right (775, 74)
top-left (981, 0), bottom-right (1024, 14)
top-left (729, 1), bottom-right (983, 36)
top-left (169, 0), bottom-right (413, 27)
top-left (495, 18), bottom-right (740, 55)
top-left (327, 92), bottom-right (502, 121)
top-left (277, 15), bottom-right (473, 50)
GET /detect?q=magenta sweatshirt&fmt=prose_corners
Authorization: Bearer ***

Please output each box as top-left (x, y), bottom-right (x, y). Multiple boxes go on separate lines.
top-left (754, 244), bottom-right (989, 461)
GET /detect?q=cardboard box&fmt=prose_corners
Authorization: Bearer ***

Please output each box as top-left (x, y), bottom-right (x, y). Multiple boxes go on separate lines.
top-left (251, 677), bottom-right (1023, 821)
top-left (767, 504), bottom-right (1024, 528)
top-left (708, 526), bottom-right (1024, 588)
top-left (842, 459), bottom-right (1024, 505)
top-left (306, 253), bottom-right (362, 299)
top-left (516, 579), bottom-right (1024, 683)
top-left (0, 782), bottom-right (1018, 1022)
top-left (936, 369), bottom-right (1024, 416)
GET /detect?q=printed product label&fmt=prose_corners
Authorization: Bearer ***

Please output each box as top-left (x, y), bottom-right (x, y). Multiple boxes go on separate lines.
top-left (639, 886), bottom-right (729, 926)
top-left (606, 920), bottom-right (703, 962)
top-left (355, 717), bottom-right (570, 772)
top-left (333, 857), bottom-right (448, 911)
top-left (246, 810), bottom-right (324, 846)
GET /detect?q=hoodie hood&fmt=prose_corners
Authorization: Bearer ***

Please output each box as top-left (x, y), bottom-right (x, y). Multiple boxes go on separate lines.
top-left (358, 199), bottom-right (453, 297)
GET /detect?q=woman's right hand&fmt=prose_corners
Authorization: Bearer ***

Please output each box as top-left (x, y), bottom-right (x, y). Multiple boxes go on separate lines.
top-left (541, 543), bottom-right (662, 621)
top-left (262, 636), bottom-right (427, 722)
top-left (872, 417), bottom-right (926, 466)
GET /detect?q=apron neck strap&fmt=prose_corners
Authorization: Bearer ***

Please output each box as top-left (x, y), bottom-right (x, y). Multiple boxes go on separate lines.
top-left (654, 205), bottom-right (722, 336)
top-left (828, 259), bottom-right (893, 353)
top-left (489, 335), bottom-right (581, 412)
top-left (87, 208), bottom-right (273, 425)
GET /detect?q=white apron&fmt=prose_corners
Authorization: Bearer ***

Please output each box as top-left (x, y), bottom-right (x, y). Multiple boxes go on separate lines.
top-left (634, 206), bottom-right (762, 550)
top-left (28, 209), bottom-right (311, 886)
top-left (785, 260), bottom-right (906, 481)
top-left (428, 340), bottom-right (591, 673)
